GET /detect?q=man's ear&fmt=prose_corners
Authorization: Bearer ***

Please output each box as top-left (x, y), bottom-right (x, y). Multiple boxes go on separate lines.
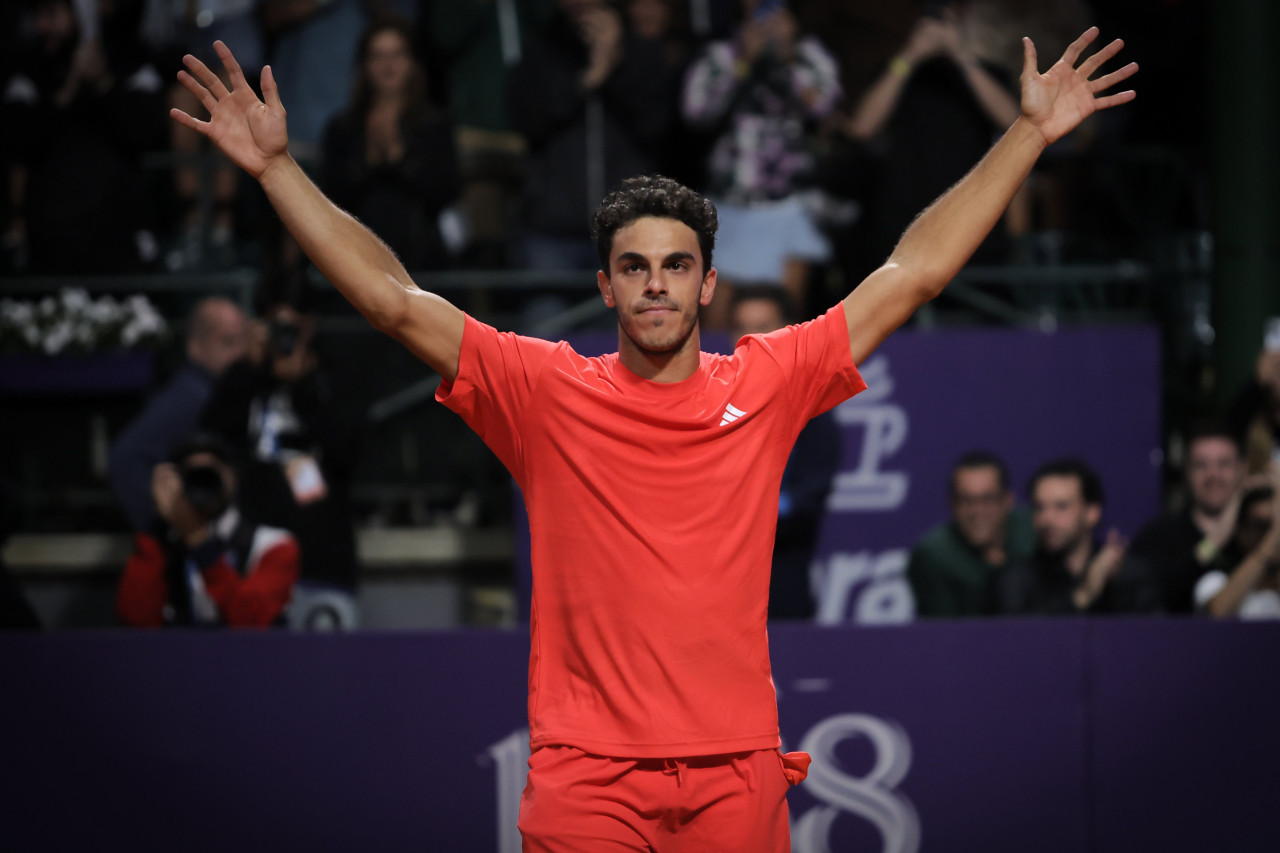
top-left (597, 270), bottom-right (614, 307)
top-left (699, 268), bottom-right (718, 307)
top-left (1085, 503), bottom-right (1102, 530)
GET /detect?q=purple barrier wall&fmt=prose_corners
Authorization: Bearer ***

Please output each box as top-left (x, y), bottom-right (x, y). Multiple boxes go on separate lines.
top-left (5, 621), bottom-right (1279, 853)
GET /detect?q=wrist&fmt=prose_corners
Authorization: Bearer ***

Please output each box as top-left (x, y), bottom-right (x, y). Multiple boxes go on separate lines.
top-left (257, 152), bottom-right (299, 188)
top-left (1011, 115), bottom-right (1053, 151)
top-left (889, 55), bottom-right (913, 78)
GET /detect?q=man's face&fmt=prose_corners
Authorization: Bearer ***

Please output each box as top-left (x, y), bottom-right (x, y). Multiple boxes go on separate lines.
top-left (951, 466), bottom-right (1012, 551)
top-left (597, 217), bottom-right (715, 355)
top-left (189, 300), bottom-right (249, 376)
top-left (1235, 497), bottom-right (1274, 556)
top-left (1032, 474), bottom-right (1099, 556)
top-left (1186, 437), bottom-right (1244, 516)
top-left (731, 297), bottom-right (785, 347)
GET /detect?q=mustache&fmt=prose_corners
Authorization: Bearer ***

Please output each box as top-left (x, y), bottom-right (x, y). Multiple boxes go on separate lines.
top-left (631, 298), bottom-right (682, 312)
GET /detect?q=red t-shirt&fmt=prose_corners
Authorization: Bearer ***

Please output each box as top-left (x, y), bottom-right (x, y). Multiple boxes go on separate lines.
top-left (438, 303), bottom-right (865, 757)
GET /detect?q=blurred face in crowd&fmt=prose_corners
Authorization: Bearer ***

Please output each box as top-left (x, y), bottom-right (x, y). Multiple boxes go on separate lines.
top-left (366, 28), bottom-right (414, 98)
top-left (730, 296), bottom-right (785, 347)
top-left (951, 465), bottom-right (1012, 552)
top-left (560, 0), bottom-right (607, 27)
top-left (188, 298), bottom-right (248, 377)
top-left (34, 0), bottom-right (77, 54)
top-left (1186, 436), bottom-right (1245, 517)
top-left (1234, 495), bottom-right (1274, 556)
top-left (1032, 474), bottom-right (1100, 557)
top-left (598, 216), bottom-right (715, 356)
top-left (628, 0), bottom-right (672, 39)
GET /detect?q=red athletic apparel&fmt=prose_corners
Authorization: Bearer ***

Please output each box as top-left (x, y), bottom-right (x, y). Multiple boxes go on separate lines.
top-left (117, 515), bottom-right (299, 628)
top-left (517, 746), bottom-right (812, 852)
top-left (437, 303), bottom-right (864, 757)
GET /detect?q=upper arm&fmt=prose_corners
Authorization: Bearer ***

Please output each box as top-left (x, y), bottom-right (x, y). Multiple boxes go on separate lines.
top-left (382, 285), bottom-right (467, 382)
top-left (841, 262), bottom-right (936, 366)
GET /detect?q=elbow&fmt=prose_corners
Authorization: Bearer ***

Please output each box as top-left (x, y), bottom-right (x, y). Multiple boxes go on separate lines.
top-left (366, 279), bottom-right (413, 336)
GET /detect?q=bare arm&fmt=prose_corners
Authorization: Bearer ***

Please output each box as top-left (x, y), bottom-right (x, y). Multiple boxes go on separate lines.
top-left (1206, 538), bottom-right (1279, 619)
top-left (842, 27), bottom-right (1137, 365)
top-left (169, 42), bottom-right (464, 380)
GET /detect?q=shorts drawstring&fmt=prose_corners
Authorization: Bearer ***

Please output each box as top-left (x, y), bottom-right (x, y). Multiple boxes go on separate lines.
top-left (661, 758), bottom-right (685, 787)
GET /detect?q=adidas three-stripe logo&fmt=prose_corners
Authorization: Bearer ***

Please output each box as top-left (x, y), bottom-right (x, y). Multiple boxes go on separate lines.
top-left (719, 403), bottom-right (747, 426)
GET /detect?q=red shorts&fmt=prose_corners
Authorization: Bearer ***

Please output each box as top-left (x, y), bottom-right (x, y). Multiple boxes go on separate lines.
top-left (518, 746), bottom-right (811, 852)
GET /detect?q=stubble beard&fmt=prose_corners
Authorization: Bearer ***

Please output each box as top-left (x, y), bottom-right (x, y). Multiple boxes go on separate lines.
top-left (618, 303), bottom-right (700, 355)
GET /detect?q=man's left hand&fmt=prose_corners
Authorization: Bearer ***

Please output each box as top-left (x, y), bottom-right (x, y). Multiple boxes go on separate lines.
top-left (1020, 27), bottom-right (1137, 146)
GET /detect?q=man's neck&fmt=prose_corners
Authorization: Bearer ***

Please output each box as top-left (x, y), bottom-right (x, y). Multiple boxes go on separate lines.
top-left (616, 326), bottom-right (703, 383)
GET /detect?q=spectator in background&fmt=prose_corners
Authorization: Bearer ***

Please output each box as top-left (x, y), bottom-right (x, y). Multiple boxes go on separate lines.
top-left (2, 0), bottom-right (166, 273)
top-left (160, 0), bottom-right (265, 270)
top-left (429, 0), bottom-right (544, 269)
top-left (200, 277), bottom-right (362, 592)
top-left (993, 458), bottom-right (1159, 616)
top-left (623, 0), bottom-right (701, 186)
top-left (730, 288), bottom-right (840, 621)
top-left (844, 1), bottom-right (1019, 267)
top-left (109, 296), bottom-right (249, 532)
top-left (322, 17), bottom-right (459, 272)
top-left (1196, 474), bottom-right (1280, 620)
top-left (907, 450), bottom-right (1033, 618)
top-left (117, 431), bottom-right (299, 627)
top-left (682, 0), bottom-right (841, 326)
top-left (1127, 422), bottom-right (1248, 614)
top-left (1231, 348), bottom-right (1280, 476)
top-left (508, 0), bottom-right (681, 271)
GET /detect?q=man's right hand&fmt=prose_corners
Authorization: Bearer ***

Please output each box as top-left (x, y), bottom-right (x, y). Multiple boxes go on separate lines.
top-left (170, 41), bottom-right (289, 181)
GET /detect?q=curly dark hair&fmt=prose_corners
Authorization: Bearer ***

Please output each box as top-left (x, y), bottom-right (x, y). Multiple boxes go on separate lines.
top-left (591, 175), bottom-right (718, 276)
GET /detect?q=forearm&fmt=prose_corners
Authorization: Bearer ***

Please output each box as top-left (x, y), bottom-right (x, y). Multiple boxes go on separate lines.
top-left (888, 116), bottom-right (1044, 292)
top-left (846, 61), bottom-right (910, 140)
top-left (1207, 549), bottom-right (1273, 618)
top-left (259, 155), bottom-right (415, 331)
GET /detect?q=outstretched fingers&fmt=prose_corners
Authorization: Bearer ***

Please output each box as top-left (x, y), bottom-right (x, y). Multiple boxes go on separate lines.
top-left (213, 40), bottom-right (251, 94)
top-left (1094, 90), bottom-right (1137, 111)
top-left (169, 107), bottom-right (209, 134)
top-left (176, 69), bottom-right (218, 115)
top-left (1090, 61), bottom-right (1139, 94)
top-left (1021, 36), bottom-right (1039, 78)
top-left (261, 65), bottom-right (283, 112)
top-left (1078, 37), bottom-right (1125, 78)
top-left (1060, 25), bottom-right (1099, 68)
top-left (182, 53), bottom-right (229, 101)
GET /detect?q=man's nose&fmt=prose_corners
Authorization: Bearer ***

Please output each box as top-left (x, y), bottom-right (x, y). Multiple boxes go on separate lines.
top-left (643, 271), bottom-right (668, 294)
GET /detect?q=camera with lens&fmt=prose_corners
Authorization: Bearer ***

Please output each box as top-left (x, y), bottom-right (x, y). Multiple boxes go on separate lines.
top-left (180, 464), bottom-right (230, 521)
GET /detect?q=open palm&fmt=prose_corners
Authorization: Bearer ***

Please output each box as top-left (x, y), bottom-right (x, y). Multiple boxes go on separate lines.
top-left (170, 41), bottom-right (288, 180)
top-left (1020, 27), bottom-right (1137, 146)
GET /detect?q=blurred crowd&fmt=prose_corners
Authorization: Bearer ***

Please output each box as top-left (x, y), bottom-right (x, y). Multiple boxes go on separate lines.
top-left (1, 0), bottom-right (1201, 303)
top-left (5, 0), bottom-right (1264, 632)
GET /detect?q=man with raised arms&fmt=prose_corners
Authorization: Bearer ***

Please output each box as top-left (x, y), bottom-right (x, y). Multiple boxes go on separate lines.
top-left (171, 28), bottom-right (1135, 852)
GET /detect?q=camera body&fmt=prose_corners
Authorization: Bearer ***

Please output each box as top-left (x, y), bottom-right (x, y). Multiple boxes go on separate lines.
top-left (180, 464), bottom-right (230, 521)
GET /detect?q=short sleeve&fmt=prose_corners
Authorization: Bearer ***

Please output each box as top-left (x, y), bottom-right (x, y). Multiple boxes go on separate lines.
top-left (743, 302), bottom-right (866, 420)
top-left (435, 315), bottom-right (559, 480)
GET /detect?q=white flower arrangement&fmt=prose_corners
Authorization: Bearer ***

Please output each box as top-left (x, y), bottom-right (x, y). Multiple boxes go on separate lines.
top-left (0, 288), bottom-right (168, 356)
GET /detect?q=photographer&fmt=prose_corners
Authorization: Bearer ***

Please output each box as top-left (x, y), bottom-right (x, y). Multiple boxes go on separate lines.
top-left (116, 433), bottom-right (299, 628)
top-left (200, 280), bottom-right (362, 591)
